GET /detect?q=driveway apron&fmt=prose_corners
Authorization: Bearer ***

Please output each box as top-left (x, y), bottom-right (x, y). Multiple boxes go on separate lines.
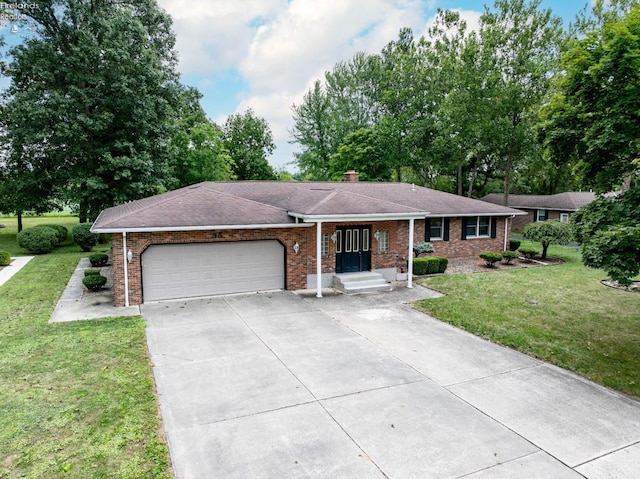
top-left (142, 290), bottom-right (640, 479)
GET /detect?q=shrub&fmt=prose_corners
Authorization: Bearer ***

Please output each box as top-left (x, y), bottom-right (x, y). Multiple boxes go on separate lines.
top-left (82, 274), bottom-right (107, 291)
top-left (34, 224), bottom-right (68, 244)
top-left (436, 256), bottom-right (448, 273)
top-left (0, 250), bottom-right (10, 266)
top-left (72, 222), bottom-right (99, 252)
top-left (89, 253), bottom-right (109, 267)
top-left (413, 256), bottom-right (447, 275)
top-left (523, 220), bottom-right (573, 259)
top-left (509, 239), bottom-right (521, 251)
top-left (479, 251), bottom-right (503, 268)
top-left (84, 269), bottom-right (101, 277)
top-left (501, 250), bottom-right (519, 265)
top-left (518, 246), bottom-right (539, 261)
top-left (582, 226), bottom-right (640, 287)
top-left (16, 226), bottom-right (58, 254)
top-left (413, 257), bottom-right (429, 275)
top-left (413, 242), bottom-right (435, 256)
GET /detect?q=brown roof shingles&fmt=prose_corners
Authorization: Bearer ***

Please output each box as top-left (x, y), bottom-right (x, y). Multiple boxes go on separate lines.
top-left (480, 192), bottom-right (596, 211)
top-left (92, 181), bottom-right (523, 231)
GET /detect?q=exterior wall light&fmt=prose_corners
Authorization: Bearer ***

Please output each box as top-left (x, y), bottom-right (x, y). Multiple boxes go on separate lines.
top-left (374, 231), bottom-right (380, 241)
top-left (331, 232), bottom-right (337, 243)
top-left (127, 250), bottom-right (133, 263)
top-left (293, 242), bottom-right (300, 254)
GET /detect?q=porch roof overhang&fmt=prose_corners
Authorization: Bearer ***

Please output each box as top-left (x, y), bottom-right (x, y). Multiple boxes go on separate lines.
top-left (288, 211), bottom-right (430, 223)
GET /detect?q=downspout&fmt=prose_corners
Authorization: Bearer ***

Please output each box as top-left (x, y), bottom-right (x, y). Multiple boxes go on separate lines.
top-left (504, 216), bottom-right (513, 251)
top-left (407, 218), bottom-right (414, 289)
top-left (123, 232), bottom-right (130, 307)
top-left (316, 221), bottom-right (322, 298)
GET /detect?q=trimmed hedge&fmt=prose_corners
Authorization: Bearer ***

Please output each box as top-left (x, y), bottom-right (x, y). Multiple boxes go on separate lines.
top-left (89, 253), bottom-right (109, 267)
top-left (0, 250), bottom-right (10, 266)
top-left (34, 224), bottom-right (68, 244)
top-left (82, 274), bottom-right (107, 290)
top-left (480, 251), bottom-right (503, 267)
top-left (84, 269), bottom-right (101, 277)
top-left (16, 226), bottom-right (58, 254)
top-left (518, 246), bottom-right (539, 261)
top-left (413, 256), bottom-right (448, 275)
top-left (509, 239), bottom-right (521, 251)
top-left (501, 250), bottom-right (519, 264)
top-left (73, 222), bottom-right (99, 252)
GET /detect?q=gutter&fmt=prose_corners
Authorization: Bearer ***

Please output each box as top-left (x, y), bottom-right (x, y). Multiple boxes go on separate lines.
top-left (91, 222), bottom-right (314, 234)
top-left (288, 212), bottom-right (430, 222)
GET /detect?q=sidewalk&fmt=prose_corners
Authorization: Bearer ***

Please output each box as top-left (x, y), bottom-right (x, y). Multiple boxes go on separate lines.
top-left (49, 257), bottom-right (140, 322)
top-left (0, 256), bottom-right (34, 287)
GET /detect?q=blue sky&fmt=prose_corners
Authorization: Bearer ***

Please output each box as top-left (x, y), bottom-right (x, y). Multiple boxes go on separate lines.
top-left (2, 1), bottom-right (592, 171)
top-left (157, 0), bottom-right (591, 171)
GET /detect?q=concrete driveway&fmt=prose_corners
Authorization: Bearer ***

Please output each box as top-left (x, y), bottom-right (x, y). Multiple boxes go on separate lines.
top-left (141, 289), bottom-right (640, 479)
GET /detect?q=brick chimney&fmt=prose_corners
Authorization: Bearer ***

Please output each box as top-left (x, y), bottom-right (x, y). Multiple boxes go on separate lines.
top-left (343, 170), bottom-right (359, 182)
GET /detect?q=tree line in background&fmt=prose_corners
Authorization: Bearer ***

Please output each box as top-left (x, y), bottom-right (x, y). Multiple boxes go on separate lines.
top-left (0, 0), bottom-right (638, 244)
top-left (290, 0), bottom-right (640, 201)
top-left (0, 0), bottom-right (276, 227)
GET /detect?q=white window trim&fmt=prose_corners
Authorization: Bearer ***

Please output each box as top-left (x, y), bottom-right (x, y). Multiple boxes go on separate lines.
top-left (466, 217), bottom-right (491, 239)
top-left (378, 231), bottom-right (390, 252)
top-left (536, 209), bottom-right (547, 222)
top-left (321, 233), bottom-right (329, 256)
top-left (560, 213), bottom-right (569, 223)
top-left (429, 218), bottom-right (443, 241)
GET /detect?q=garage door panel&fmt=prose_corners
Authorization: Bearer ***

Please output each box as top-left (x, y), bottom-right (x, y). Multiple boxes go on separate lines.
top-left (142, 241), bottom-right (285, 302)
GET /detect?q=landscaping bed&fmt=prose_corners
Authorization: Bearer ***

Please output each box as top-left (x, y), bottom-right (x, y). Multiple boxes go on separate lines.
top-left (445, 255), bottom-right (565, 274)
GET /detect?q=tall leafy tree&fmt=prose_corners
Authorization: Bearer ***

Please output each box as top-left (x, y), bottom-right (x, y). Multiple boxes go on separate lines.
top-left (221, 108), bottom-right (276, 180)
top-left (0, 0), bottom-right (185, 221)
top-left (478, 0), bottom-right (563, 204)
top-left (539, 0), bottom-right (640, 193)
top-left (329, 128), bottom-right (393, 181)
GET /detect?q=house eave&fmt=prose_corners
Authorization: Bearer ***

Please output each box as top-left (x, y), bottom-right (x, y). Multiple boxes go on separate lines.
top-left (288, 212), bottom-right (430, 222)
top-left (90, 223), bottom-right (314, 234)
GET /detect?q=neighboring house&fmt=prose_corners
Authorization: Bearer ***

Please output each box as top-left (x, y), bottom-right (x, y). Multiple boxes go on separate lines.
top-left (480, 192), bottom-right (596, 231)
top-left (92, 172), bottom-right (524, 307)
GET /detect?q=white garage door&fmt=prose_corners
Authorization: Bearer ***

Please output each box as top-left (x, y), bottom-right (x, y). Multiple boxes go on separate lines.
top-left (141, 241), bottom-right (285, 302)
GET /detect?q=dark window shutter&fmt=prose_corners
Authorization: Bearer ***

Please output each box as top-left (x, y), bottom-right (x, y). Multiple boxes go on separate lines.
top-left (443, 218), bottom-right (450, 241)
top-left (491, 217), bottom-right (497, 238)
top-left (461, 218), bottom-right (467, 240)
top-left (425, 218), bottom-right (431, 241)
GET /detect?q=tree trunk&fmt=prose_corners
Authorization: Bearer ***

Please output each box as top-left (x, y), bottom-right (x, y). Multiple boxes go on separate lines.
top-left (457, 164), bottom-right (463, 196)
top-left (17, 212), bottom-right (23, 232)
top-left (79, 201), bottom-right (87, 224)
top-left (503, 151), bottom-right (513, 206)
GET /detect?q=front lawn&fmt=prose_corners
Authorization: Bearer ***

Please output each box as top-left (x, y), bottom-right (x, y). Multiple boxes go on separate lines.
top-left (0, 216), bottom-right (171, 478)
top-left (415, 244), bottom-right (640, 398)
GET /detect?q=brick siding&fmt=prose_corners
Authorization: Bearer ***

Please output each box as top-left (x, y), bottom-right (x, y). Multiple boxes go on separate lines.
top-left (112, 216), bottom-right (513, 306)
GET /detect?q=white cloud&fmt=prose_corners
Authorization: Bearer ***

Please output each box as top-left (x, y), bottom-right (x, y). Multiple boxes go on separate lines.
top-left (158, 0), bottom-right (287, 74)
top-left (158, 0), bottom-right (473, 168)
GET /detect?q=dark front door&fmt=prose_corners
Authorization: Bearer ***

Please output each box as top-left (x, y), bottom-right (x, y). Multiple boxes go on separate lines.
top-left (335, 226), bottom-right (371, 273)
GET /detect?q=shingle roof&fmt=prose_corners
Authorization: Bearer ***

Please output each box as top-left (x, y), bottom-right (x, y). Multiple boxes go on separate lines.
top-left (480, 192), bottom-right (596, 211)
top-left (92, 181), bottom-right (523, 232)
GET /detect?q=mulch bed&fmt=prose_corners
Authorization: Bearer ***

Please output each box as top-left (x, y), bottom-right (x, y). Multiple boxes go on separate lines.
top-left (444, 256), bottom-right (564, 275)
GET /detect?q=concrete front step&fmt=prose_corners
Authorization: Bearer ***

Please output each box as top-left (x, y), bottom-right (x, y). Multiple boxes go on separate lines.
top-left (333, 272), bottom-right (392, 294)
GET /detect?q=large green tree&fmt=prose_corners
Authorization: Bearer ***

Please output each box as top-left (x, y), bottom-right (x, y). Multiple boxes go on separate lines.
top-left (221, 108), bottom-right (276, 180)
top-left (0, 0), bottom-right (186, 221)
top-left (539, 0), bottom-right (640, 193)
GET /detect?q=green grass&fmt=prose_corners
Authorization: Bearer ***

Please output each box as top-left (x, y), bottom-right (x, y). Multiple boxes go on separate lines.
top-left (415, 243), bottom-right (640, 398)
top-left (0, 216), bottom-right (171, 478)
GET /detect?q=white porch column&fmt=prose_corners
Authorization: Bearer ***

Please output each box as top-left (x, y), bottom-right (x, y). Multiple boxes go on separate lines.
top-left (123, 232), bottom-right (130, 307)
top-left (316, 221), bottom-right (323, 298)
top-left (407, 218), bottom-right (414, 288)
